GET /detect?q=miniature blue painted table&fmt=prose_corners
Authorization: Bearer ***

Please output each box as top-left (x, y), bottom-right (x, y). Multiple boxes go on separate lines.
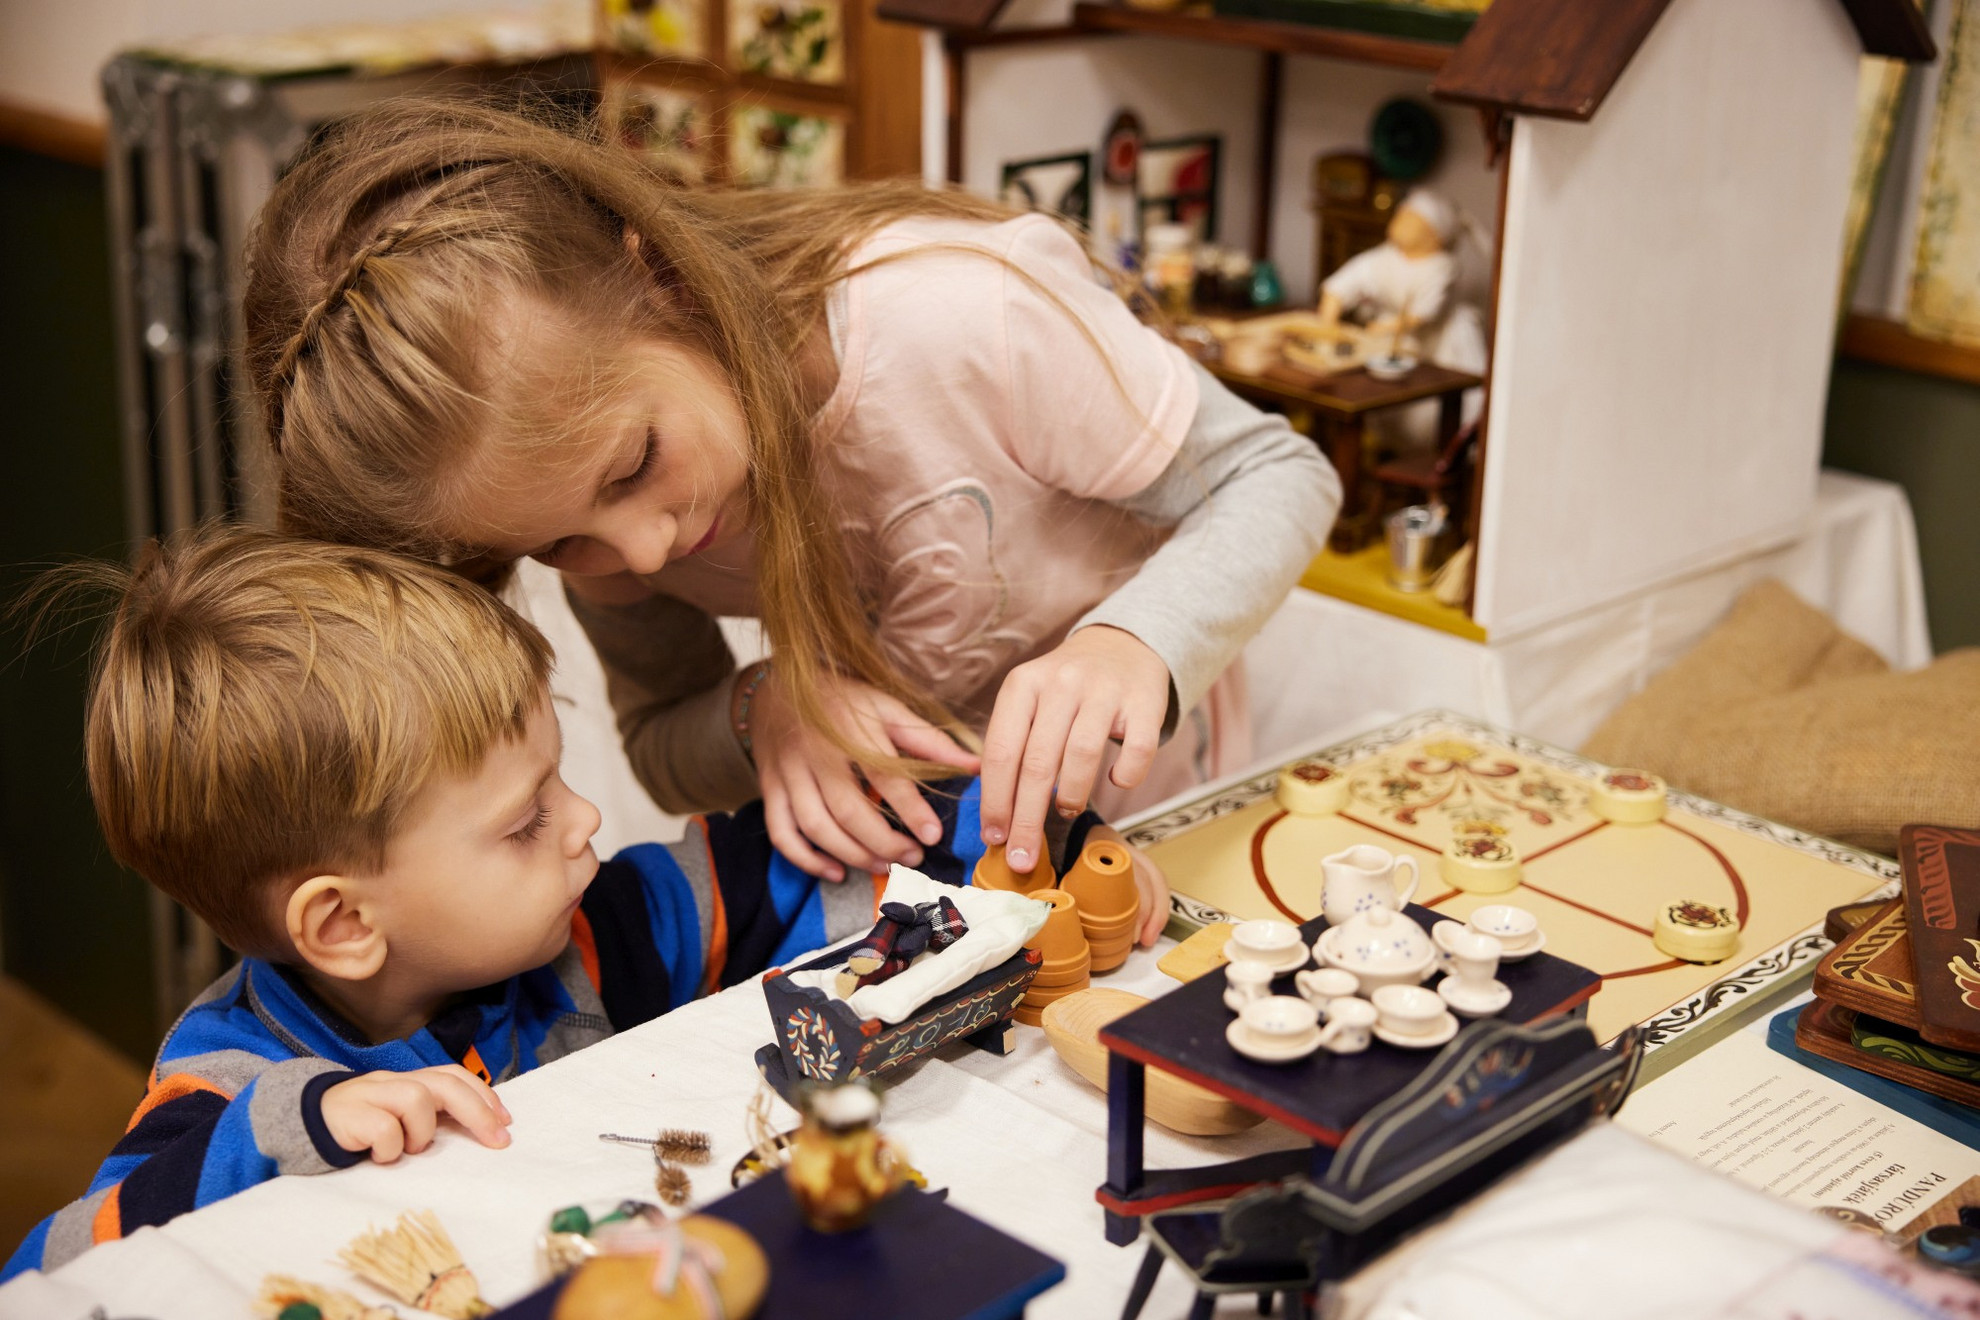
top-left (493, 1179), bottom-right (1065, 1319)
top-left (1095, 904), bottom-right (1602, 1243)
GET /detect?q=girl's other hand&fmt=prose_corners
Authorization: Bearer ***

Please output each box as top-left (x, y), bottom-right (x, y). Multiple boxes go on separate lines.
top-left (979, 626), bottom-right (1169, 875)
top-left (751, 670), bottom-right (981, 882)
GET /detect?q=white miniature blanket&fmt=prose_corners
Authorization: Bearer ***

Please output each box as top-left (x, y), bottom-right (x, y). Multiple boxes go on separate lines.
top-left (784, 864), bottom-right (1049, 1024)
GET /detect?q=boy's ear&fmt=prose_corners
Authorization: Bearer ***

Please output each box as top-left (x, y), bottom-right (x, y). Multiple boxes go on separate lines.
top-left (286, 876), bottom-right (387, 982)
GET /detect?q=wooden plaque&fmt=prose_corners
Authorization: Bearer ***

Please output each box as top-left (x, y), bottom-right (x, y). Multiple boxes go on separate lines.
top-left (1794, 998), bottom-right (1980, 1110)
top-left (1811, 898), bottom-right (1919, 1028)
top-left (1899, 824), bottom-right (1980, 1053)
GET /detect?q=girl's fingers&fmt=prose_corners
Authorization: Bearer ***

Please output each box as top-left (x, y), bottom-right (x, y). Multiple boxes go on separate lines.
top-left (763, 777), bottom-right (843, 881)
top-left (978, 682), bottom-right (1040, 849)
top-left (814, 761), bottom-right (923, 870)
top-left (1053, 700), bottom-right (1119, 819)
top-left (785, 764), bottom-right (892, 878)
top-left (1133, 850), bottom-right (1172, 947)
top-left (1005, 691), bottom-right (1079, 873)
top-left (870, 770), bottom-right (944, 849)
top-left (1106, 684), bottom-right (1167, 792)
top-left (887, 720), bottom-right (982, 774)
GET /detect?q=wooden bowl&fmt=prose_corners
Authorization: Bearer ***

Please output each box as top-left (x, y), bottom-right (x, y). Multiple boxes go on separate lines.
top-left (1041, 989), bottom-right (1264, 1136)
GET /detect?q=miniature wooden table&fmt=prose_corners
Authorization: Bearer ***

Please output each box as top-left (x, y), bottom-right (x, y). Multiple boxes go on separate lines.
top-left (1208, 360), bottom-right (1483, 552)
top-left (1094, 905), bottom-right (1600, 1243)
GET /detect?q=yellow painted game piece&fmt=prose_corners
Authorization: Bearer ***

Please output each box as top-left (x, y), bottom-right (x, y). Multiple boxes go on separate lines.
top-left (1654, 899), bottom-right (1740, 963)
top-left (1591, 769), bottom-right (1668, 824)
top-left (1157, 922), bottom-right (1233, 982)
top-left (1440, 834), bottom-right (1521, 894)
top-left (1276, 761), bottom-right (1347, 815)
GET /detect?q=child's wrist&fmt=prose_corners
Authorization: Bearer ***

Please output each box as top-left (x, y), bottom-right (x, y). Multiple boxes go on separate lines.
top-left (731, 660), bottom-right (773, 764)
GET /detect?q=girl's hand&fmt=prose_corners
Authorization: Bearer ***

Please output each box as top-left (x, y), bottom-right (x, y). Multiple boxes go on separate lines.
top-left (979, 626), bottom-right (1170, 875)
top-left (321, 1066), bottom-right (513, 1163)
top-left (751, 670), bottom-right (981, 882)
top-left (1086, 825), bottom-right (1173, 947)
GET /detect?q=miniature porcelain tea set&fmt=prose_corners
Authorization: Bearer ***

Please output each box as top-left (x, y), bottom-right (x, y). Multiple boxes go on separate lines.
top-left (1220, 844), bottom-right (1545, 1064)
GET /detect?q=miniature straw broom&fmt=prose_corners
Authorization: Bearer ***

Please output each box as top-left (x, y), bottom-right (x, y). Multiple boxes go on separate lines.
top-left (337, 1209), bottom-right (490, 1318)
top-left (255, 1274), bottom-right (396, 1320)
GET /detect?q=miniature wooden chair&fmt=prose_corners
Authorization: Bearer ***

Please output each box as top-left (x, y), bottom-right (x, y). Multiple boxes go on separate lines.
top-left (1120, 1017), bottom-right (1644, 1320)
top-left (1370, 417), bottom-right (1477, 520)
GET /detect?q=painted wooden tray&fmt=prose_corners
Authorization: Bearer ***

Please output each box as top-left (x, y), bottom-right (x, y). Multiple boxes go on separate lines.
top-left (1121, 710), bottom-right (1897, 1056)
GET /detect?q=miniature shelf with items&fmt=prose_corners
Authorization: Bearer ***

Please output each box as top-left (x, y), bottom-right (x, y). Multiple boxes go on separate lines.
top-left (596, 0), bottom-right (922, 187)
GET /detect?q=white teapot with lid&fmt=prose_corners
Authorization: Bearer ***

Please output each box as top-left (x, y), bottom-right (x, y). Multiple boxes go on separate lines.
top-left (1314, 906), bottom-right (1437, 994)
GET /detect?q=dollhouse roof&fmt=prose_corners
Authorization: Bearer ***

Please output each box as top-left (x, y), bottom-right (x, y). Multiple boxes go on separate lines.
top-left (1432, 0), bottom-right (1935, 120)
top-left (882, 0), bottom-right (1935, 122)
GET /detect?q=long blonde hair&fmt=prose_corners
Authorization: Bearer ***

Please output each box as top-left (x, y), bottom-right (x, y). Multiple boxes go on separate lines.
top-left (243, 98), bottom-right (1079, 767)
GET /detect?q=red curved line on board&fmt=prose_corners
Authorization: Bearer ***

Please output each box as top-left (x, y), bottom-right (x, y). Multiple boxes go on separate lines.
top-left (1518, 880), bottom-right (1656, 938)
top-left (1657, 818), bottom-right (1751, 927)
top-left (1248, 809), bottom-right (1309, 923)
top-left (1601, 960), bottom-right (1687, 980)
top-left (1523, 819), bottom-right (1610, 862)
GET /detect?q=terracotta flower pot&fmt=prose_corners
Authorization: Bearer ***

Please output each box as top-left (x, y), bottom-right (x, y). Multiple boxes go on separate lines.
top-left (973, 843), bottom-right (1058, 895)
top-left (1030, 947), bottom-right (1093, 988)
top-left (1024, 889), bottom-right (1088, 965)
top-left (1062, 840), bottom-right (1135, 912)
top-left (1021, 975), bottom-right (1090, 1010)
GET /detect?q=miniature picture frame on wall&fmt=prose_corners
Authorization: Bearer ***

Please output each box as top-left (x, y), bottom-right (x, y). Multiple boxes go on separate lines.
top-left (728, 99), bottom-right (847, 187)
top-left (729, 0), bottom-right (846, 84)
top-left (999, 151), bottom-right (1093, 226)
top-left (604, 80), bottom-right (717, 184)
top-left (1139, 135), bottom-right (1221, 241)
top-left (600, 0), bottom-right (710, 60)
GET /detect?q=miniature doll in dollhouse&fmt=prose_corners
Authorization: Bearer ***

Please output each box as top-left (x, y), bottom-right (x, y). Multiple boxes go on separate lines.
top-left (1317, 188), bottom-right (1488, 418)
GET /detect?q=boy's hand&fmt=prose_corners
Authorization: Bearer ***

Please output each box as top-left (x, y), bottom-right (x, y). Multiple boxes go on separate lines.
top-left (1088, 825), bottom-right (1173, 947)
top-left (980, 626), bottom-right (1170, 875)
top-left (321, 1066), bottom-right (513, 1164)
top-left (751, 670), bottom-right (980, 882)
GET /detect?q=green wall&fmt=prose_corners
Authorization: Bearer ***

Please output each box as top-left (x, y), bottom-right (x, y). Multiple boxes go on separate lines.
top-left (1824, 359), bottom-right (1980, 653)
top-left (0, 144), bottom-right (155, 1061)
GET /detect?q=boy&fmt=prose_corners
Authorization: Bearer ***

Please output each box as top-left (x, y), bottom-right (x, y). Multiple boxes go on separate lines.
top-left (6, 528), bottom-right (1137, 1280)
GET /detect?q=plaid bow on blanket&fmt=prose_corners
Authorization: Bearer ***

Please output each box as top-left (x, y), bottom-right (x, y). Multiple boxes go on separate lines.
top-left (844, 897), bottom-right (970, 988)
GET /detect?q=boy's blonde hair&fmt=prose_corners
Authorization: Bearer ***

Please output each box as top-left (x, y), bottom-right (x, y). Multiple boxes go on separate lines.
top-left (242, 98), bottom-right (1030, 772)
top-left (82, 526), bottom-right (554, 958)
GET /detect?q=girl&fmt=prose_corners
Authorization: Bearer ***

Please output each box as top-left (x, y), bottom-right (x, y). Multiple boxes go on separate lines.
top-left (244, 101), bottom-right (1338, 938)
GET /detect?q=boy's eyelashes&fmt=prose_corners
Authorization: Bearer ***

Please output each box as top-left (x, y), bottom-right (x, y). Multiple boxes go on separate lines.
top-left (509, 804), bottom-right (552, 845)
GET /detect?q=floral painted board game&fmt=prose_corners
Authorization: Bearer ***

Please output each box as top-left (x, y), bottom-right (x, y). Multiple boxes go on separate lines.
top-left (1123, 710), bottom-right (1896, 1054)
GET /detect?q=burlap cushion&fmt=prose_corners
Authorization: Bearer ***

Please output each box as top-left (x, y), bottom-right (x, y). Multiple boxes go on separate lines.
top-left (1582, 579), bottom-right (1980, 856)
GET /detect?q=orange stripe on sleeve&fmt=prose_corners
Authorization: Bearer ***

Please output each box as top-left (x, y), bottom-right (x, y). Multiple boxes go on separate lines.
top-left (569, 907), bottom-right (602, 992)
top-left (91, 1184), bottom-right (123, 1245)
top-left (127, 1072), bottom-right (230, 1131)
top-left (693, 816), bottom-right (729, 997)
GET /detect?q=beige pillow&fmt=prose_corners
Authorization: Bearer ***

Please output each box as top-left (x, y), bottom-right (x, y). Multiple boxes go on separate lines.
top-left (1582, 580), bottom-right (1980, 856)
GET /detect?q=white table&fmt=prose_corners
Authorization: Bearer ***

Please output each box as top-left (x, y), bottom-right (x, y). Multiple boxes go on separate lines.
top-left (0, 944), bottom-right (1310, 1320)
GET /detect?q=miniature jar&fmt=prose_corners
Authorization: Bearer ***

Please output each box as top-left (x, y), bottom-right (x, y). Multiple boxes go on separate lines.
top-left (785, 1081), bottom-right (905, 1234)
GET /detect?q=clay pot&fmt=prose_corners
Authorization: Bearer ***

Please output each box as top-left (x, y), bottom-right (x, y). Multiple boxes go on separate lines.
top-left (1062, 841), bottom-right (1137, 919)
top-left (1022, 976), bottom-right (1090, 1010)
top-left (1030, 947), bottom-right (1093, 989)
top-left (1025, 889), bottom-right (1088, 964)
top-left (974, 843), bottom-right (1058, 895)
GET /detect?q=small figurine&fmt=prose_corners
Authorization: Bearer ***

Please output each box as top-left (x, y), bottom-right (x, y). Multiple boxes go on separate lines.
top-left (1317, 189), bottom-right (1489, 397)
top-left (784, 1080), bottom-right (907, 1233)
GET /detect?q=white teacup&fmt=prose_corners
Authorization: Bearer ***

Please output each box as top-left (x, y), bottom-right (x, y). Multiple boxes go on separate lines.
top-left (1294, 966), bottom-right (1360, 1014)
top-left (1371, 983), bottom-right (1446, 1038)
top-left (1229, 918), bottom-right (1305, 965)
top-left (1315, 996), bottom-right (1376, 1054)
top-left (1468, 904), bottom-right (1540, 952)
top-left (1223, 960), bottom-right (1277, 1012)
top-left (1440, 928), bottom-right (1503, 986)
top-left (1239, 994), bottom-right (1320, 1045)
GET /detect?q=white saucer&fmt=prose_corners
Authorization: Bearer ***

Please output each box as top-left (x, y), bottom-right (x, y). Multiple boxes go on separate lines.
top-left (1226, 1018), bottom-right (1325, 1063)
top-left (1493, 930), bottom-right (1546, 962)
top-left (1438, 976), bottom-right (1512, 1018)
top-left (1222, 939), bottom-right (1310, 976)
top-left (1373, 1011), bottom-right (1460, 1050)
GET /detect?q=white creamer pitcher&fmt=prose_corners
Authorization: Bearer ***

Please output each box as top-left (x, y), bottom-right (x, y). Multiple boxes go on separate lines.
top-left (1320, 843), bottom-right (1419, 927)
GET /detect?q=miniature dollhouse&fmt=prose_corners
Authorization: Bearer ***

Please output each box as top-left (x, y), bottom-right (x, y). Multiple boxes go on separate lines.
top-left (881, 0), bottom-right (1937, 746)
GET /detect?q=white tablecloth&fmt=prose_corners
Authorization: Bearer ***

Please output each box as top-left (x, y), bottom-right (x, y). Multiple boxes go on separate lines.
top-left (0, 945), bottom-right (1310, 1320)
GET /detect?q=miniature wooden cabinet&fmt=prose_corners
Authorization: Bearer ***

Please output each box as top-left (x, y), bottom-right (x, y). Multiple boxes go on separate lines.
top-left (595, 0), bottom-right (923, 185)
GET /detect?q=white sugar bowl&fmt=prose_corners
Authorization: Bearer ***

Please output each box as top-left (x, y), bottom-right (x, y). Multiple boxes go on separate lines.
top-left (1315, 906), bottom-right (1438, 994)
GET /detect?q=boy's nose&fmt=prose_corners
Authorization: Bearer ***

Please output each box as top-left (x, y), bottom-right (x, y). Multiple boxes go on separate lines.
top-left (567, 792), bottom-right (602, 856)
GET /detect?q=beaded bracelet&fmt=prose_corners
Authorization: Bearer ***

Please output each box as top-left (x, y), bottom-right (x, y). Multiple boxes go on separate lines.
top-left (733, 659), bottom-right (772, 762)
